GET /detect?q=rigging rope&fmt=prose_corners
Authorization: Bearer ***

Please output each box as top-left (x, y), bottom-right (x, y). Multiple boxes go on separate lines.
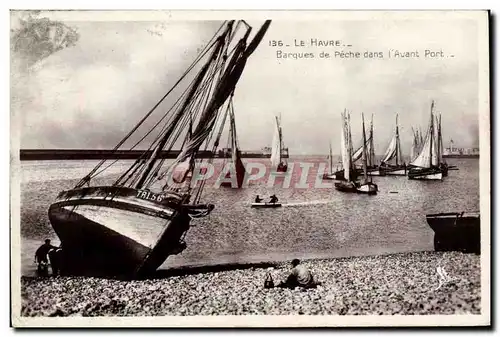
top-left (75, 20), bottom-right (230, 188)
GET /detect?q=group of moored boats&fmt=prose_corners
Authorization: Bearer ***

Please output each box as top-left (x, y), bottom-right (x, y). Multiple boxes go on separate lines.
top-left (320, 100), bottom-right (456, 196)
top-left (42, 20), bottom-right (475, 279)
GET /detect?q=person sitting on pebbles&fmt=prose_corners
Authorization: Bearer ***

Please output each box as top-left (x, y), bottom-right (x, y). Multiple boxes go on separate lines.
top-left (275, 259), bottom-right (320, 289)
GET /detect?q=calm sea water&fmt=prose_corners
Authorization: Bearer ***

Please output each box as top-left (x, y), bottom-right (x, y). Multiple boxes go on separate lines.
top-left (19, 156), bottom-right (479, 276)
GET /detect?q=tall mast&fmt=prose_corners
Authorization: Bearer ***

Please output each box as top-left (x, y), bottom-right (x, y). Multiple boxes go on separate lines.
top-left (369, 114), bottom-right (375, 167)
top-left (134, 23), bottom-right (232, 189)
top-left (347, 110), bottom-right (353, 175)
top-left (395, 114), bottom-right (400, 166)
top-left (437, 112), bottom-right (442, 166)
top-left (276, 115), bottom-right (282, 163)
top-left (329, 141), bottom-right (333, 174)
top-left (429, 100), bottom-right (434, 168)
top-left (362, 113), bottom-right (368, 182)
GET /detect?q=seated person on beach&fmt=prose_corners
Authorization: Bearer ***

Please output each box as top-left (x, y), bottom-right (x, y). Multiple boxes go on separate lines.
top-left (255, 195), bottom-right (263, 203)
top-left (277, 259), bottom-right (319, 289)
top-left (35, 239), bottom-right (58, 274)
top-left (269, 194), bottom-right (278, 204)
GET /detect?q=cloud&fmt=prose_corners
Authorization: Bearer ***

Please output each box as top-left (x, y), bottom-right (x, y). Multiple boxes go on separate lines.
top-left (13, 15), bottom-right (481, 156)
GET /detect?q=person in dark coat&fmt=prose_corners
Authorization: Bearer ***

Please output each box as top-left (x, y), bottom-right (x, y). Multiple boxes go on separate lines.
top-left (35, 239), bottom-right (58, 276)
top-left (255, 195), bottom-right (263, 203)
top-left (269, 194), bottom-right (278, 204)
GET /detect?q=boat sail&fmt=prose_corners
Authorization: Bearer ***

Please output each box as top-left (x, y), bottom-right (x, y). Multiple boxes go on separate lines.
top-left (410, 128), bottom-right (419, 162)
top-left (332, 114), bottom-right (377, 179)
top-left (220, 98), bottom-right (246, 188)
top-left (270, 114), bottom-right (288, 172)
top-left (47, 20), bottom-right (271, 278)
top-left (379, 114), bottom-right (407, 176)
top-left (408, 100), bottom-right (443, 180)
top-left (322, 141), bottom-right (336, 180)
top-left (334, 111), bottom-right (378, 194)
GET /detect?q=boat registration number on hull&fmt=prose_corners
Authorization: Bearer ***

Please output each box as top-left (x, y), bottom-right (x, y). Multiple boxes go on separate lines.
top-left (136, 190), bottom-right (165, 202)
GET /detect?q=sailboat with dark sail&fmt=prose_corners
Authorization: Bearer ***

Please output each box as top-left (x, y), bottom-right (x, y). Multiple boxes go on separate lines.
top-left (334, 111), bottom-right (378, 194)
top-left (408, 100), bottom-right (443, 180)
top-left (270, 114), bottom-right (288, 173)
top-left (379, 114), bottom-right (407, 176)
top-left (220, 98), bottom-right (246, 188)
top-left (47, 20), bottom-right (271, 278)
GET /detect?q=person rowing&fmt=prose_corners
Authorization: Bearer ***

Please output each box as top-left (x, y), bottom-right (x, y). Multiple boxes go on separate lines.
top-left (255, 195), bottom-right (263, 203)
top-left (269, 194), bottom-right (278, 204)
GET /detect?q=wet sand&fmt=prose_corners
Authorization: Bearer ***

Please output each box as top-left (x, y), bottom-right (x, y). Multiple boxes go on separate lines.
top-left (20, 251), bottom-right (481, 316)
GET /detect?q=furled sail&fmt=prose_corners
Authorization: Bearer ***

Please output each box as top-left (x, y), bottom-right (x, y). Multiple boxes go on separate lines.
top-left (369, 115), bottom-right (376, 167)
top-left (361, 113), bottom-right (369, 183)
top-left (160, 21), bottom-right (271, 190)
top-left (340, 110), bottom-right (352, 181)
top-left (222, 98), bottom-right (246, 187)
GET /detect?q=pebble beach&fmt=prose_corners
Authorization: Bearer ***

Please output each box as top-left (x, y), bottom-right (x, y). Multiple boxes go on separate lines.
top-left (20, 251), bottom-right (481, 316)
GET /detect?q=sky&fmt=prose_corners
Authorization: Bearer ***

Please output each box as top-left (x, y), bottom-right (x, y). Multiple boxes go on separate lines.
top-left (11, 11), bottom-right (484, 156)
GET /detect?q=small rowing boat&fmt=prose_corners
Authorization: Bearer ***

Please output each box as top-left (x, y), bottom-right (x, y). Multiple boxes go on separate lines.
top-left (251, 203), bottom-right (282, 208)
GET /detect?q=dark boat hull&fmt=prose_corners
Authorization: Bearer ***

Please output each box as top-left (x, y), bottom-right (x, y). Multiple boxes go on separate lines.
top-left (332, 169), bottom-right (360, 181)
top-left (408, 166), bottom-right (443, 180)
top-left (335, 180), bottom-right (378, 195)
top-left (379, 165), bottom-right (407, 176)
top-left (48, 186), bottom-right (195, 278)
top-left (426, 212), bottom-right (480, 254)
top-left (356, 182), bottom-right (378, 195)
top-left (334, 181), bottom-right (358, 192)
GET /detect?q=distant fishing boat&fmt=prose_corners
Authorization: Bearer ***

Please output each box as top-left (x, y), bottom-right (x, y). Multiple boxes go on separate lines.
top-left (220, 99), bottom-right (246, 188)
top-left (334, 111), bottom-right (378, 195)
top-left (364, 114), bottom-right (381, 176)
top-left (322, 142), bottom-right (337, 180)
top-left (379, 114), bottom-right (407, 176)
top-left (333, 115), bottom-right (377, 179)
top-left (270, 114), bottom-right (288, 173)
top-left (408, 101), bottom-right (444, 180)
top-left (47, 20), bottom-right (271, 278)
top-left (426, 211), bottom-right (480, 253)
top-left (434, 112), bottom-right (459, 176)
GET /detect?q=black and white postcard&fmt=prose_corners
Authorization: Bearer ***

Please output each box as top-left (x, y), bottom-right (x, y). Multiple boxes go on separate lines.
top-left (10, 9), bottom-right (490, 327)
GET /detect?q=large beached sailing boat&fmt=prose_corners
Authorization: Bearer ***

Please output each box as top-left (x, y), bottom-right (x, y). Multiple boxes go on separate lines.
top-left (334, 111), bottom-right (378, 194)
top-left (220, 98), bottom-right (246, 188)
top-left (270, 114), bottom-right (288, 173)
top-left (408, 101), bottom-right (443, 180)
top-left (47, 20), bottom-right (271, 278)
top-left (379, 114), bottom-right (407, 176)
